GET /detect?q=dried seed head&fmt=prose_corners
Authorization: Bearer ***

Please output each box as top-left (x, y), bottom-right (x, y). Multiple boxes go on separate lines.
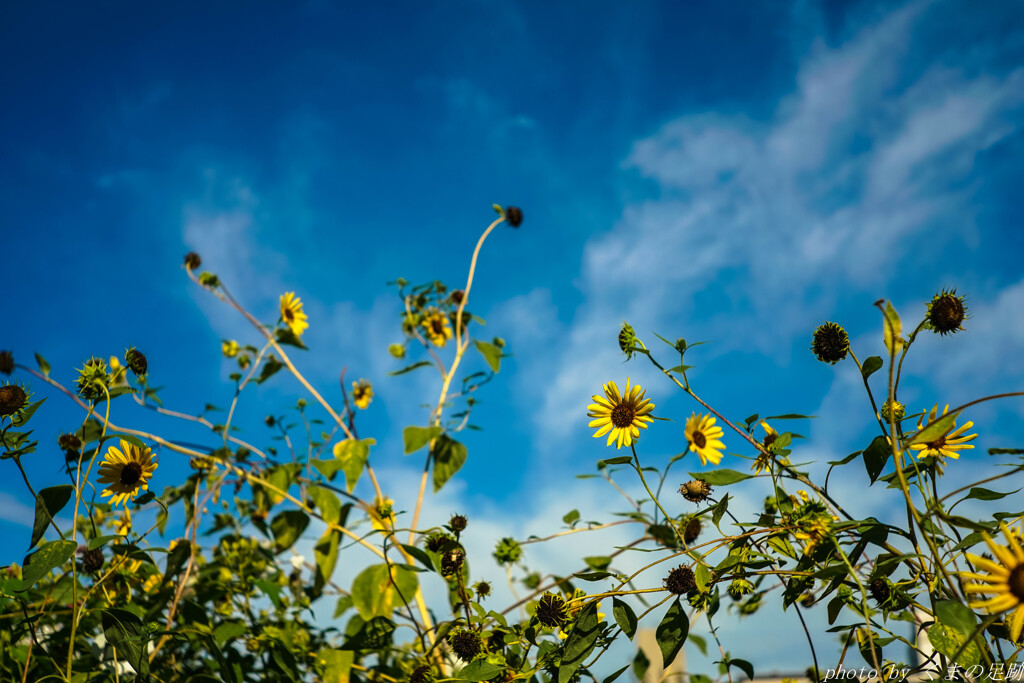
top-left (664, 565), bottom-right (697, 595)
top-left (679, 479), bottom-right (713, 503)
top-left (505, 206), bottom-right (523, 228)
top-left (811, 322), bottom-right (849, 364)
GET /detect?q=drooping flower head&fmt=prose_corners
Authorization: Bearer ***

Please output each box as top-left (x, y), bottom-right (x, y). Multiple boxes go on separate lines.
top-left (909, 403), bottom-right (977, 461)
top-left (587, 378), bottom-right (655, 449)
top-left (96, 439), bottom-right (158, 507)
top-left (679, 479), bottom-right (713, 503)
top-left (684, 413), bottom-right (725, 466)
top-left (961, 522), bottom-right (1024, 642)
top-left (279, 292), bottom-right (309, 337)
top-left (0, 383), bottom-right (27, 417)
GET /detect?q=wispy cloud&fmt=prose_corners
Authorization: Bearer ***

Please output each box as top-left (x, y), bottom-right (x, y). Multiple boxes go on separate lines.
top-left (529, 1), bottom-right (1024, 447)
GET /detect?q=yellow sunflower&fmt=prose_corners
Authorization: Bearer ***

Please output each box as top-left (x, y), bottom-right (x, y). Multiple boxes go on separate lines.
top-left (960, 522), bottom-right (1024, 642)
top-left (96, 439), bottom-right (158, 507)
top-left (587, 379), bottom-right (655, 449)
top-left (685, 413), bottom-right (725, 466)
top-left (751, 421), bottom-right (778, 474)
top-left (279, 292), bottom-right (309, 337)
top-left (422, 309), bottom-right (452, 347)
top-left (369, 496), bottom-right (396, 531)
top-left (352, 380), bottom-right (373, 409)
top-left (909, 403), bottom-right (977, 460)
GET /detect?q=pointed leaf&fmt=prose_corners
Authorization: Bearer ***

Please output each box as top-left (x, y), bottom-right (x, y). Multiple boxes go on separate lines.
top-left (474, 340), bottom-right (502, 373)
top-left (907, 411), bottom-right (960, 446)
top-left (403, 425), bottom-right (442, 454)
top-left (655, 598), bottom-right (689, 668)
top-left (101, 608), bottom-right (149, 676)
top-left (31, 485), bottom-right (72, 548)
top-left (861, 356), bottom-right (883, 380)
top-left (687, 469), bottom-right (751, 486)
top-left (432, 435), bottom-right (467, 493)
top-left (270, 510), bottom-right (309, 553)
top-left (613, 597), bottom-right (638, 640)
top-left (882, 301), bottom-right (903, 356)
top-left (19, 539), bottom-right (77, 589)
top-left (862, 435), bottom-right (891, 484)
top-left (34, 352), bottom-right (51, 377)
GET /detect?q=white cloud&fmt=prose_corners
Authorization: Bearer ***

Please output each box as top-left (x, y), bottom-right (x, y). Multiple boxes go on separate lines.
top-left (530, 0), bottom-right (1024, 448)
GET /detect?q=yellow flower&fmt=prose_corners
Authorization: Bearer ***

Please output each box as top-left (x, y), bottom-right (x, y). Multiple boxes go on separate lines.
top-left (909, 403), bottom-right (977, 460)
top-left (96, 439), bottom-right (158, 507)
top-left (794, 518), bottom-right (832, 555)
top-left (422, 309), bottom-right (452, 347)
top-left (352, 380), bottom-right (373, 410)
top-left (108, 356), bottom-right (127, 386)
top-left (587, 379), bottom-right (655, 449)
top-left (961, 522), bottom-right (1024, 642)
top-left (280, 292), bottom-right (309, 337)
top-left (751, 421), bottom-right (778, 474)
top-left (369, 497), bottom-right (395, 531)
top-left (684, 413), bottom-right (725, 466)
top-left (143, 573), bottom-right (162, 593)
top-left (222, 339), bottom-right (240, 357)
top-left (113, 515), bottom-right (131, 536)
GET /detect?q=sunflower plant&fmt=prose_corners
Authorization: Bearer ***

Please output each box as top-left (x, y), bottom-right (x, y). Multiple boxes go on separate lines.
top-left (1, 204), bottom-right (1024, 683)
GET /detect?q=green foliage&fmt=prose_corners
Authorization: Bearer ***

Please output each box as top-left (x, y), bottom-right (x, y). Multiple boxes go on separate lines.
top-left (1, 219), bottom-right (1021, 683)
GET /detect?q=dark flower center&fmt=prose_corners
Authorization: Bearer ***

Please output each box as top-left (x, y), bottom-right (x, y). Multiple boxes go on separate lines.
top-left (0, 385), bottom-right (27, 416)
top-left (931, 294), bottom-right (965, 332)
top-left (430, 318), bottom-right (445, 335)
top-left (120, 461), bottom-right (144, 487)
top-left (692, 431), bottom-right (707, 449)
top-left (763, 433), bottom-right (777, 448)
top-left (1009, 564), bottom-right (1024, 602)
top-left (611, 404), bottom-right (635, 428)
top-left (283, 308), bottom-right (294, 322)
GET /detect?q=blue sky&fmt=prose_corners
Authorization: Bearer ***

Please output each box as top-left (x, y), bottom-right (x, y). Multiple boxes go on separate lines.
top-left (3, 0), bottom-right (1024, 674)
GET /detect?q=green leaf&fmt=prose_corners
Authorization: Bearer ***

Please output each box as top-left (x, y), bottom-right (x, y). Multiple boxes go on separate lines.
top-left (310, 486), bottom-right (343, 525)
top-left (882, 300), bottom-right (903, 356)
top-left (270, 510), bottom-right (310, 553)
top-left (574, 571), bottom-right (614, 581)
top-left (598, 456), bottom-right (634, 467)
top-left (87, 534), bottom-right (122, 551)
top-left (403, 425), bottom-right (442, 454)
top-left (19, 539), bottom-right (77, 589)
top-left (34, 352), bottom-right (51, 377)
top-left (351, 564), bottom-right (419, 619)
top-left (164, 539), bottom-right (191, 581)
top-left (632, 649), bottom-right (650, 682)
top-left (560, 602), bottom-right (601, 683)
top-left (563, 509), bottom-right (580, 525)
top-left (927, 622), bottom-right (980, 667)
top-left (389, 361), bottom-right (432, 377)
top-left (613, 597), bottom-right (638, 640)
top-left (333, 438), bottom-right (376, 493)
top-left (30, 485), bottom-right (72, 548)
top-left (457, 657), bottom-right (507, 681)
top-left (338, 616), bottom-right (395, 651)
top-left (729, 658), bottom-right (755, 681)
top-left (861, 356), bottom-right (883, 380)
top-left (474, 340), bottom-right (502, 373)
top-left (935, 599), bottom-right (978, 639)
top-left (316, 649), bottom-right (354, 683)
top-left (604, 666), bottom-right (629, 683)
top-left (712, 494), bottom-right (730, 527)
top-left (432, 435), bottom-right (468, 493)
top-left (255, 355), bottom-right (286, 384)
top-left (312, 458), bottom-right (345, 481)
top-left (907, 411), bottom-right (961, 446)
top-left (314, 530), bottom-right (341, 598)
top-left (960, 487), bottom-right (1020, 502)
top-left (265, 464), bottom-right (295, 506)
top-left (214, 620), bottom-right (247, 647)
top-left (862, 435), bottom-right (891, 484)
top-left (655, 598), bottom-right (689, 668)
top-left (101, 608), bottom-right (149, 676)
top-left (687, 469), bottom-right (751, 486)
top-left (694, 563), bottom-right (712, 592)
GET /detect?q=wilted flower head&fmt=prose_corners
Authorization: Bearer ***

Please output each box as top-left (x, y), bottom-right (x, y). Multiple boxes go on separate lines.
top-left (664, 565), bottom-right (697, 595)
top-left (75, 357), bottom-right (111, 403)
top-left (811, 322), bottom-right (849, 364)
top-left (447, 628), bottom-right (482, 661)
top-left (505, 206), bottom-right (523, 228)
top-left (679, 479), bottom-right (713, 503)
top-left (124, 347), bottom-right (148, 376)
top-left (926, 289), bottom-right (968, 335)
top-left (0, 383), bottom-right (27, 417)
top-left (0, 350), bottom-right (13, 376)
